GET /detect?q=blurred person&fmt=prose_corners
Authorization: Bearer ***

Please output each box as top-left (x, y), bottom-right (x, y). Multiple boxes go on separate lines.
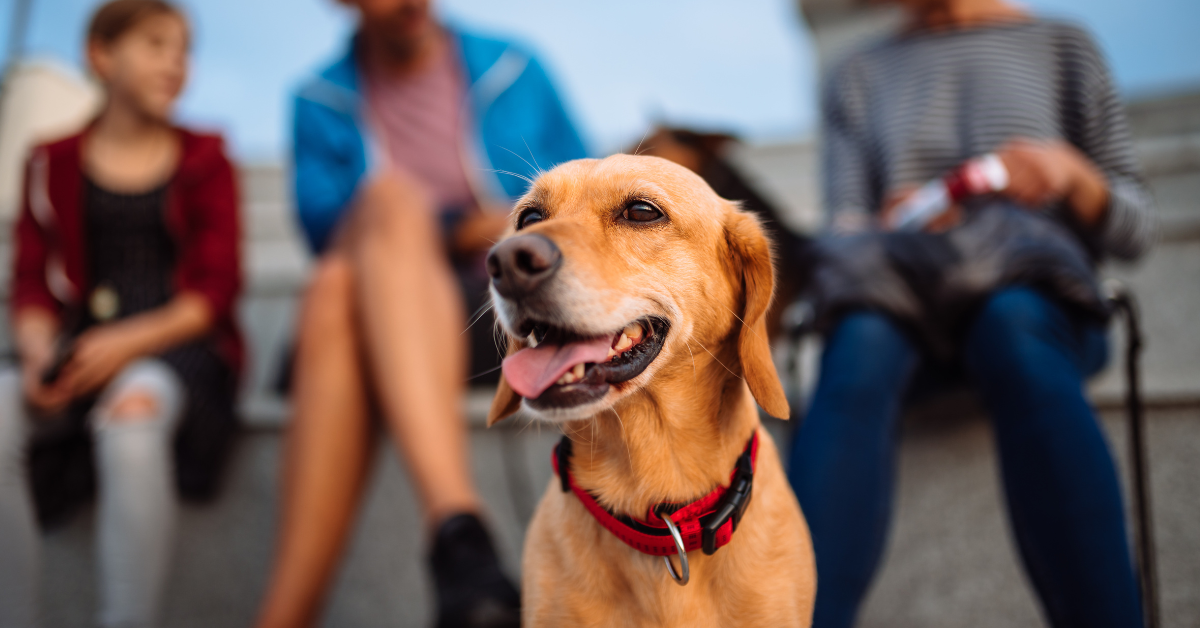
top-left (0, 1), bottom-right (242, 626)
top-left (786, 0), bottom-right (1154, 626)
top-left (253, 0), bottom-right (586, 626)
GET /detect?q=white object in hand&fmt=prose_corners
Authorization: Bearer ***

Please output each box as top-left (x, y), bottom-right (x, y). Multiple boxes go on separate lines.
top-left (890, 153), bottom-right (1009, 232)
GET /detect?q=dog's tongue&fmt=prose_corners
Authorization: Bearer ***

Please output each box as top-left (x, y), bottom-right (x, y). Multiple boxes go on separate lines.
top-left (502, 337), bottom-right (613, 399)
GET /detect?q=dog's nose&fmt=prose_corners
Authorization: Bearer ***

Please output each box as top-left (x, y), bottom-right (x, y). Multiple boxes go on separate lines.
top-left (487, 233), bottom-right (562, 299)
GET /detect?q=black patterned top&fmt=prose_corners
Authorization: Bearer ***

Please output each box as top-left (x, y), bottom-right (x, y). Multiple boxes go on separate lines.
top-left (83, 178), bottom-right (176, 323)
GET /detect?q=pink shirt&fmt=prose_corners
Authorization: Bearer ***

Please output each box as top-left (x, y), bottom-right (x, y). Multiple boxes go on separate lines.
top-left (364, 44), bottom-right (475, 212)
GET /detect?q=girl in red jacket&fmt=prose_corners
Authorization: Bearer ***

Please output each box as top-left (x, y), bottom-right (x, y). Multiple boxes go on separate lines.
top-left (0, 2), bottom-right (241, 626)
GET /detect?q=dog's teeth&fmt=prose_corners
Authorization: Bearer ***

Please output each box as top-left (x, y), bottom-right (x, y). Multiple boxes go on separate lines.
top-left (614, 333), bottom-right (633, 352)
top-left (556, 364), bottom-right (585, 386)
top-left (607, 347), bottom-right (617, 360)
top-left (624, 323), bottom-right (644, 341)
top-left (528, 335), bottom-right (538, 348)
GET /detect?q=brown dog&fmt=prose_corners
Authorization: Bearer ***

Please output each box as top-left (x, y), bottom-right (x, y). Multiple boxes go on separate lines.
top-left (485, 154), bottom-right (815, 627)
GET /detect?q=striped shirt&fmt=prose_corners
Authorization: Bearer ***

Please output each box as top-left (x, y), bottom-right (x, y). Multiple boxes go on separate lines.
top-left (822, 19), bottom-right (1154, 260)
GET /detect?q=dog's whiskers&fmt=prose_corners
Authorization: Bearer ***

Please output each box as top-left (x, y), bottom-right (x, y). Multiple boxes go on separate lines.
top-left (492, 321), bottom-right (510, 358)
top-left (515, 413), bottom-right (536, 437)
top-left (462, 302), bottom-right (495, 336)
top-left (498, 144), bottom-right (542, 179)
top-left (483, 168), bottom-right (534, 185)
top-left (722, 303), bottom-right (766, 343)
top-left (608, 408), bottom-right (634, 471)
top-left (697, 343), bottom-right (741, 380)
top-left (632, 127), bottom-right (653, 157)
top-left (465, 364), bottom-right (503, 382)
top-left (684, 340), bottom-right (697, 381)
top-left (521, 137), bottom-right (545, 176)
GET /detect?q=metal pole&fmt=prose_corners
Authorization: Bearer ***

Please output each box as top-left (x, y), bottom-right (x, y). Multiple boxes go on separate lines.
top-left (4, 0), bottom-right (34, 76)
top-left (1110, 284), bottom-right (1160, 628)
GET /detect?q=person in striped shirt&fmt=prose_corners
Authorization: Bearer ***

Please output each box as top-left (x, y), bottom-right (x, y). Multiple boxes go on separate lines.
top-left (786, 0), bottom-right (1151, 626)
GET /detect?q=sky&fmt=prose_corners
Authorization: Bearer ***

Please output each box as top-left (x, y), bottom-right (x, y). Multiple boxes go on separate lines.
top-left (4, 0), bottom-right (1199, 162)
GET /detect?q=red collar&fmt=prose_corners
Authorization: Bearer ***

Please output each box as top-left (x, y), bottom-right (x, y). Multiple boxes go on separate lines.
top-left (552, 432), bottom-right (758, 557)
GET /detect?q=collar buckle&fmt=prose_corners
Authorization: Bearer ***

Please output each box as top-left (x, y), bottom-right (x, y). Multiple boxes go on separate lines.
top-left (700, 445), bottom-right (755, 555)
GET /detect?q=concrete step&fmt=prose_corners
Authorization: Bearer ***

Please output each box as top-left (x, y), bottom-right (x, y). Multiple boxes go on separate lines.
top-left (1126, 91), bottom-right (1200, 139)
top-left (32, 406), bottom-right (1200, 628)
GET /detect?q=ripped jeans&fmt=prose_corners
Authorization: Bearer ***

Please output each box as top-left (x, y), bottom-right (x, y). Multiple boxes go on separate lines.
top-left (0, 359), bottom-right (183, 628)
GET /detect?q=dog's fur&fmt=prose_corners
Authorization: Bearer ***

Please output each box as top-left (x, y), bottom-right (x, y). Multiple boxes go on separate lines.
top-left (487, 155), bottom-right (815, 627)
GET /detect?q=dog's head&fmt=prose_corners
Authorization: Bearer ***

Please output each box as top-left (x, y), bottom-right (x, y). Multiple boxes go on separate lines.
top-left (486, 154), bottom-right (788, 425)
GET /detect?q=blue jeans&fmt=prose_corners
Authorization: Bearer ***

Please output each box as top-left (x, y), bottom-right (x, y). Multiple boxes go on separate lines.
top-left (787, 287), bottom-right (1142, 628)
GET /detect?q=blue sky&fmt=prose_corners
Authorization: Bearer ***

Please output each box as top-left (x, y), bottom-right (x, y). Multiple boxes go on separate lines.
top-left (4, 0), bottom-right (1199, 161)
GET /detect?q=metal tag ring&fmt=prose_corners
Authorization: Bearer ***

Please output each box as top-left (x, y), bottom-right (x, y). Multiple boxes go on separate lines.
top-left (658, 508), bottom-right (690, 586)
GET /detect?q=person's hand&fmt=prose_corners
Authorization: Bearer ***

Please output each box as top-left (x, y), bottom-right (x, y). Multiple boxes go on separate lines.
top-left (995, 138), bottom-right (1109, 225)
top-left (59, 323), bottom-right (148, 397)
top-left (453, 210), bottom-right (512, 254)
top-left (994, 138), bottom-right (1075, 208)
top-left (878, 185), bottom-right (917, 230)
top-left (20, 340), bottom-right (72, 414)
top-left (879, 185), bottom-right (962, 233)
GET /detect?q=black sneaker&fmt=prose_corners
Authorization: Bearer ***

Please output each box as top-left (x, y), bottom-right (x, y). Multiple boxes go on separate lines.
top-left (430, 513), bottom-right (521, 628)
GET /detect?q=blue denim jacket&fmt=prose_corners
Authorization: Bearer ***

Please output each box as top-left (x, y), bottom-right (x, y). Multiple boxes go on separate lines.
top-left (292, 27), bottom-right (589, 252)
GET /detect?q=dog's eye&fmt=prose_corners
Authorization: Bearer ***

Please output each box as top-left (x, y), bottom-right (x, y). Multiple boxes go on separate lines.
top-left (517, 209), bottom-right (545, 230)
top-left (622, 201), bottom-right (663, 223)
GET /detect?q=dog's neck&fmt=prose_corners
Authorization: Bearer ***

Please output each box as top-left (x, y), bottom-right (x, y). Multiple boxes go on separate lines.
top-left (563, 344), bottom-right (760, 518)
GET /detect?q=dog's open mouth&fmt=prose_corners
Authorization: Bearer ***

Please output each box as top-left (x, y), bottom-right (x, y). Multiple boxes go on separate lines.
top-left (502, 316), bottom-right (669, 410)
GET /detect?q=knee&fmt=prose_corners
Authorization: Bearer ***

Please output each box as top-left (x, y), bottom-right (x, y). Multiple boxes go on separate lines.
top-left (352, 174), bottom-right (437, 246)
top-left (820, 312), bottom-right (914, 393)
top-left (96, 361), bottom-right (182, 428)
top-left (93, 375), bottom-right (178, 479)
top-left (966, 288), bottom-right (1060, 376)
top-left (831, 312), bottom-right (907, 352)
top-left (973, 288), bottom-right (1052, 337)
top-left (969, 288), bottom-right (1055, 348)
top-left (301, 255), bottom-right (356, 330)
top-left (104, 391), bottom-right (161, 424)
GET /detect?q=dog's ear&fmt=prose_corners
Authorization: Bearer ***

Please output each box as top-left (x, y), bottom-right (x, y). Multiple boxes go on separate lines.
top-left (725, 208), bottom-right (790, 419)
top-left (487, 337), bottom-right (523, 426)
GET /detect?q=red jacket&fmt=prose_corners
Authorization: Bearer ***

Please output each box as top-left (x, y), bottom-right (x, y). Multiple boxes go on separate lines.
top-left (11, 127), bottom-right (243, 373)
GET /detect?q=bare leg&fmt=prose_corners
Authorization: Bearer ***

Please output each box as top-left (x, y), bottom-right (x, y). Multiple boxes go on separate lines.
top-left (257, 174), bottom-right (498, 628)
top-left (256, 257), bottom-right (376, 628)
top-left (343, 174), bottom-right (480, 523)
top-left (347, 175), bottom-right (516, 628)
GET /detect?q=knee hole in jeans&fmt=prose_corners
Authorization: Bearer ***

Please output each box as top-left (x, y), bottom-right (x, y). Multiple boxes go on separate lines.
top-left (101, 389), bottom-right (161, 424)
